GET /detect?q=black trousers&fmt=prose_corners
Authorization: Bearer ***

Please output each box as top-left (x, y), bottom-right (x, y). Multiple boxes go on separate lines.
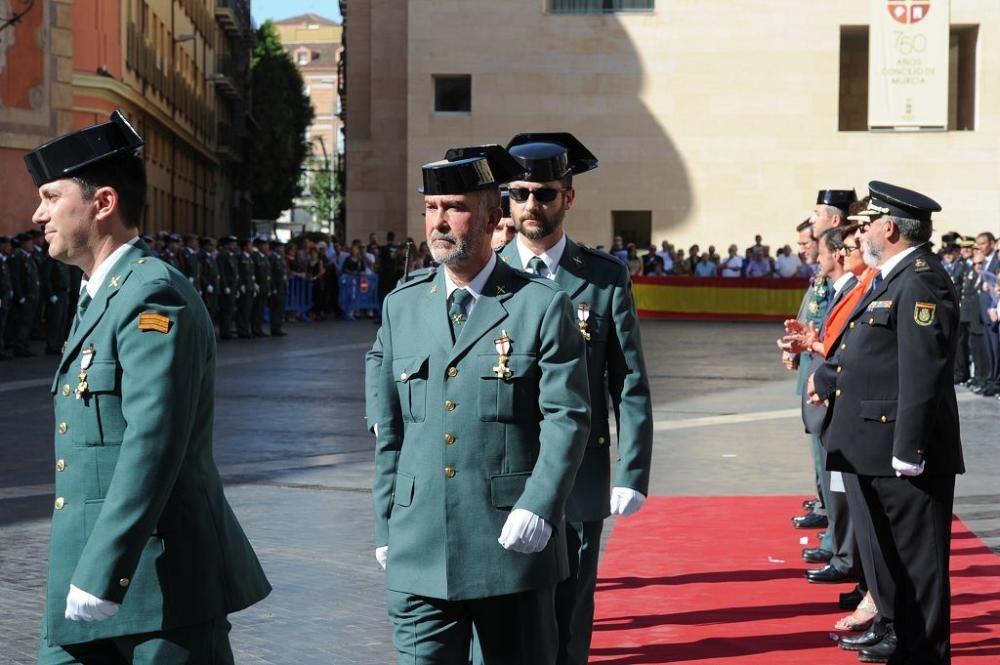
top-left (970, 330), bottom-right (989, 386)
top-left (843, 472), bottom-right (894, 623)
top-left (45, 295), bottom-right (69, 352)
top-left (823, 468), bottom-right (857, 576)
top-left (954, 321), bottom-right (971, 382)
top-left (859, 473), bottom-right (955, 665)
top-left (10, 298), bottom-right (37, 353)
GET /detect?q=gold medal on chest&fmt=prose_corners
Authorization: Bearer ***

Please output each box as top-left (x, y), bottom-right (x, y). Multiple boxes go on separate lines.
top-left (75, 345), bottom-right (95, 399)
top-left (577, 303), bottom-right (592, 341)
top-left (493, 330), bottom-right (513, 380)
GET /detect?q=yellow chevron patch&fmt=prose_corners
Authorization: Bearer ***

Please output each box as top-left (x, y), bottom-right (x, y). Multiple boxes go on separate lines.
top-left (138, 312), bottom-right (171, 334)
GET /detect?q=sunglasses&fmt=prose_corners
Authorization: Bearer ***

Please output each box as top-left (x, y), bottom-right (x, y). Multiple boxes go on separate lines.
top-left (508, 187), bottom-right (567, 203)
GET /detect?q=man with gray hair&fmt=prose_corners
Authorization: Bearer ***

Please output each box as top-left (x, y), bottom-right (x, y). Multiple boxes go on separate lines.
top-left (808, 181), bottom-right (963, 665)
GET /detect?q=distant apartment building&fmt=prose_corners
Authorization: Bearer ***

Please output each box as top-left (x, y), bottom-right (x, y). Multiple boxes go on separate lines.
top-left (344, 0), bottom-right (999, 250)
top-left (275, 12), bottom-right (343, 233)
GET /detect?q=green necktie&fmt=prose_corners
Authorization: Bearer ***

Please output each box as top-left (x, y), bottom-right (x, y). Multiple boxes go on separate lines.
top-left (527, 256), bottom-right (548, 278)
top-left (448, 288), bottom-right (473, 341)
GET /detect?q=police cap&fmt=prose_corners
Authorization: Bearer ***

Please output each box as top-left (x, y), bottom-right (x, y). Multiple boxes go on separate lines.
top-left (959, 236), bottom-right (975, 248)
top-left (864, 181), bottom-right (941, 223)
top-left (420, 144), bottom-right (524, 195)
top-left (24, 110), bottom-right (143, 187)
top-left (506, 132), bottom-right (598, 182)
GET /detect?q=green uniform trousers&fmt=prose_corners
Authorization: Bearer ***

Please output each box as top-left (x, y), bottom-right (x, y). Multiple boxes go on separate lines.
top-left (38, 618), bottom-right (233, 665)
top-left (555, 520), bottom-right (604, 665)
top-left (388, 587), bottom-right (557, 665)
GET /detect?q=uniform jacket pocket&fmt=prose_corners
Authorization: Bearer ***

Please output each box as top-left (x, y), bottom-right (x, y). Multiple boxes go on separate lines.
top-left (393, 356), bottom-right (429, 423)
top-left (490, 472), bottom-right (531, 509)
top-left (394, 472), bottom-right (414, 507)
top-left (478, 353), bottom-right (538, 422)
top-left (72, 361), bottom-right (125, 446)
top-left (859, 399), bottom-right (897, 422)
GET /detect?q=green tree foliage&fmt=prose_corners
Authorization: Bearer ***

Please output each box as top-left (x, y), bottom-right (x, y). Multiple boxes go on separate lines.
top-left (250, 21), bottom-right (314, 220)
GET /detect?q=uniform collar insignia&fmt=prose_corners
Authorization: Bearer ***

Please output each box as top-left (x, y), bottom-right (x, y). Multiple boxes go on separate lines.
top-left (429, 283), bottom-right (439, 294)
top-left (572, 255), bottom-right (584, 266)
top-left (109, 275), bottom-right (120, 288)
top-left (496, 284), bottom-right (507, 295)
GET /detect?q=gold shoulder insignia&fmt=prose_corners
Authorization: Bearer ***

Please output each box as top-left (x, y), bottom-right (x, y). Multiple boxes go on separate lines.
top-left (138, 311), bottom-right (171, 334)
top-left (914, 258), bottom-right (930, 272)
top-left (913, 301), bottom-right (936, 326)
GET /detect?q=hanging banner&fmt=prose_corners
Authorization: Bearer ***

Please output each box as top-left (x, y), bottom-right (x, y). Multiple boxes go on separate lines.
top-left (868, 0), bottom-right (950, 129)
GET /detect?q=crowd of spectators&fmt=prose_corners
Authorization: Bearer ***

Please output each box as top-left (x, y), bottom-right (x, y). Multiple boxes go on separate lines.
top-left (607, 234), bottom-right (811, 279)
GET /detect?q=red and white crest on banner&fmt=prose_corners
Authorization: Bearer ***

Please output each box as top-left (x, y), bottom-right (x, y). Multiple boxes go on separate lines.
top-left (887, 0), bottom-right (931, 25)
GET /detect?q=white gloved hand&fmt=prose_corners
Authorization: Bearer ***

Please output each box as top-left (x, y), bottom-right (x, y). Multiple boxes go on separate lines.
top-left (498, 509), bottom-right (552, 553)
top-left (375, 546), bottom-right (388, 570)
top-left (65, 584), bottom-right (120, 622)
top-left (892, 456), bottom-right (925, 477)
top-left (224, 287), bottom-right (231, 295)
top-left (18, 297), bottom-right (25, 304)
top-left (610, 487), bottom-right (646, 517)
top-left (207, 285), bottom-right (214, 294)
top-left (188, 276), bottom-right (195, 283)
top-left (49, 295), bottom-right (58, 304)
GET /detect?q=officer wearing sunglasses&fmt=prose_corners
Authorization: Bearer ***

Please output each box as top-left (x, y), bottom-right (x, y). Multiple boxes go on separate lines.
top-left (495, 132), bottom-right (653, 665)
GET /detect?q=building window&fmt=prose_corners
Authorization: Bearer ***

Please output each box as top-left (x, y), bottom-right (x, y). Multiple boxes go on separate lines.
top-left (838, 25), bottom-right (977, 131)
top-left (296, 49), bottom-right (311, 66)
top-left (433, 75), bottom-right (471, 113)
top-left (612, 211), bottom-right (652, 248)
top-left (550, 0), bottom-right (654, 14)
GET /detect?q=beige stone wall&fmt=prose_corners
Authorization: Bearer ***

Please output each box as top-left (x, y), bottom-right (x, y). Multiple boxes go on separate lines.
top-left (365, 0), bottom-right (1000, 251)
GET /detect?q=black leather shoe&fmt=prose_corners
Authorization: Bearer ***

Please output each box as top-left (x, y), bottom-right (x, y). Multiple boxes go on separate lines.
top-left (802, 498), bottom-right (820, 509)
top-left (839, 621), bottom-right (890, 651)
top-left (858, 627), bottom-right (898, 662)
top-left (839, 586), bottom-right (864, 609)
top-left (793, 512), bottom-right (828, 529)
top-left (802, 547), bottom-right (833, 563)
top-left (806, 564), bottom-right (856, 584)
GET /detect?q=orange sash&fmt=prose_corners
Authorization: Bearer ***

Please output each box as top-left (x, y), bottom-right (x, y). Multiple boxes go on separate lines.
top-left (822, 268), bottom-right (876, 358)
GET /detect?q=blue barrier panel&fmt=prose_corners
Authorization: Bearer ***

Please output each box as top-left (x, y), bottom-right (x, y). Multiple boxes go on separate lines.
top-left (287, 276), bottom-right (314, 321)
top-left (339, 274), bottom-right (380, 317)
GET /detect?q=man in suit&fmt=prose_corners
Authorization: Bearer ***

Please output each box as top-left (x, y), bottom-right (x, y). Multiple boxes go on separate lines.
top-left (808, 181), bottom-right (964, 665)
top-left (499, 132), bottom-right (653, 665)
top-left (25, 110), bottom-right (270, 664)
top-left (972, 232), bottom-right (999, 396)
top-left (369, 144), bottom-right (590, 664)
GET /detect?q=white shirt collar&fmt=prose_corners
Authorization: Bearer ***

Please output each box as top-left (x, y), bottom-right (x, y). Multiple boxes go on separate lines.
top-left (444, 252), bottom-right (496, 313)
top-left (877, 243), bottom-right (923, 279)
top-left (81, 236), bottom-right (141, 298)
top-left (832, 272), bottom-right (855, 295)
top-left (515, 233), bottom-right (566, 279)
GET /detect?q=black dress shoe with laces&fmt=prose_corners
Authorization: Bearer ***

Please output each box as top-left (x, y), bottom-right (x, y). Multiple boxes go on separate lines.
top-left (802, 547), bottom-right (833, 563)
top-left (793, 512), bottom-right (828, 529)
top-left (838, 621), bottom-right (891, 651)
top-left (858, 626), bottom-right (898, 663)
top-left (806, 564), bottom-right (856, 584)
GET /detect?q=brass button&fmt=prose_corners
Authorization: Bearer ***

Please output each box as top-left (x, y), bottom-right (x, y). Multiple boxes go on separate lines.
top-left (445, 400), bottom-right (456, 411)
top-left (399, 372), bottom-right (408, 381)
top-left (836, 366), bottom-right (842, 374)
top-left (598, 436), bottom-right (606, 445)
top-left (444, 433), bottom-right (456, 445)
top-left (54, 497), bottom-right (65, 510)
top-left (62, 384), bottom-right (71, 396)
top-left (840, 343), bottom-right (846, 350)
top-left (447, 366), bottom-right (458, 378)
top-left (835, 389), bottom-right (842, 397)
top-left (119, 577), bottom-right (130, 588)
top-left (444, 466), bottom-right (456, 478)
top-left (58, 422), bottom-right (68, 434)
top-left (849, 322), bottom-right (855, 329)
top-left (869, 317), bottom-right (875, 325)
top-left (56, 459), bottom-right (66, 472)
top-left (880, 415), bottom-right (888, 423)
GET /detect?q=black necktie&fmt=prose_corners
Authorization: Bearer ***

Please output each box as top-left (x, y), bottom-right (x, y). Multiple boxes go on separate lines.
top-left (448, 288), bottom-right (472, 341)
top-left (869, 271), bottom-right (883, 294)
top-left (527, 256), bottom-right (548, 279)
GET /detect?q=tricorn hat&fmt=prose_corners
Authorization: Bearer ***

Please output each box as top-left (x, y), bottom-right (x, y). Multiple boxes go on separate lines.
top-left (506, 132), bottom-right (598, 182)
top-left (24, 110), bottom-right (144, 187)
top-left (420, 144), bottom-right (524, 195)
top-left (816, 189), bottom-right (857, 217)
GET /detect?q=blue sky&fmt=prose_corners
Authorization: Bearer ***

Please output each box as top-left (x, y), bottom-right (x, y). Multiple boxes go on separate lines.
top-left (251, 0), bottom-right (341, 25)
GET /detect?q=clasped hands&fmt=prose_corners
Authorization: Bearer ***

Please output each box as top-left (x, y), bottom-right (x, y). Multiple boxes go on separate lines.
top-left (776, 319), bottom-right (820, 357)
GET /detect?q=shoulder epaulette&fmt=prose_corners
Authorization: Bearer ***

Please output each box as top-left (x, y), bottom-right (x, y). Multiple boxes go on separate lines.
top-left (913, 257), bottom-right (931, 272)
top-left (389, 268), bottom-right (436, 296)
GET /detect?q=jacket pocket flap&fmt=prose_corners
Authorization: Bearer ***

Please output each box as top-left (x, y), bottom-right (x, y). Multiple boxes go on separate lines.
top-left (84, 361), bottom-right (119, 393)
top-left (866, 309), bottom-right (892, 326)
top-left (490, 472), bottom-right (531, 509)
top-left (392, 356), bottom-right (429, 382)
top-left (394, 472), bottom-right (414, 507)
top-left (859, 399), bottom-right (897, 422)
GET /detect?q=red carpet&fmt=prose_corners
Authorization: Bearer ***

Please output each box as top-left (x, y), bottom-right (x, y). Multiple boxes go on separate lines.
top-left (591, 496), bottom-right (1000, 664)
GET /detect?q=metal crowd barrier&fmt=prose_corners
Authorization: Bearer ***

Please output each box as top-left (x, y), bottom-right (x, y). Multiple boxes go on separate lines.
top-left (338, 273), bottom-right (380, 317)
top-left (287, 275), bottom-right (314, 321)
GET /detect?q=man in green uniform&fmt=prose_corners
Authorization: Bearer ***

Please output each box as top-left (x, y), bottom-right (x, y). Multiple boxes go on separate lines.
top-left (236, 239), bottom-right (255, 338)
top-left (251, 237), bottom-right (272, 337)
top-left (199, 236), bottom-right (221, 333)
top-left (267, 238), bottom-right (288, 336)
top-left (499, 133), bottom-right (653, 665)
top-left (217, 236), bottom-right (240, 340)
top-left (42, 243), bottom-right (72, 355)
top-left (1, 235), bottom-right (14, 360)
top-left (369, 144), bottom-right (590, 664)
top-left (25, 110), bottom-right (270, 664)
top-left (9, 232), bottom-right (42, 357)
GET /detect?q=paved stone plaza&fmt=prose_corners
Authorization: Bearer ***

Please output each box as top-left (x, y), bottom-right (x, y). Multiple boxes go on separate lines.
top-left (1, 320), bottom-right (997, 664)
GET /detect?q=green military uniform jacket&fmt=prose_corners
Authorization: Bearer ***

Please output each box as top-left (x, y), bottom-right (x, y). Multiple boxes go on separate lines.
top-left (44, 241), bottom-right (270, 647)
top-left (499, 237), bottom-right (653, 522)
top-left (370, 260), bottom-right (590, 600)
top-left (795, 275), bottom-right (831, 396)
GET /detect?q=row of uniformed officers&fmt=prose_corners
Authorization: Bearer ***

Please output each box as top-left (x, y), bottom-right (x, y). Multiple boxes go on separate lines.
top-left (365, 134), bottom-right (654, 664)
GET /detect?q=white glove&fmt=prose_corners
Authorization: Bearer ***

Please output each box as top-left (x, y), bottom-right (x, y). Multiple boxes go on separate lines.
top-left (65, 584), bottom-right (120, 622)
top-left (18, 297), bottom-right (25, 304)
top-left (188, 276), bottom-right (195, 283)
top-left (240, 285), bottom-right (246, 294)
top-left (375, 546), bottom-right (388, 570)
top-left (207, 285), bottom-right (214, 294)
top-left (498, 509), bottom-right (552, 553)
top-left (254, 284), bottom-right (260, 295)
top-left (892, 456), bottom-right (925, 477)
top-left (610, 487), bottom-right (646, 517)
top-left (49, 295), bottom-right (58, 304)
top-left (224, 287), bottom-right (231, 295)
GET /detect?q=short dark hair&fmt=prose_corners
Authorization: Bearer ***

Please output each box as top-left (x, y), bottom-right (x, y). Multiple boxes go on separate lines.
top-left (72, 153), bottom-right (146, 229)
top-left (796, 219), bottom-right (812, 233)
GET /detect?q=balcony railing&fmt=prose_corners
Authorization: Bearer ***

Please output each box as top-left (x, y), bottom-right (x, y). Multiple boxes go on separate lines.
top-left (215, 0), bottom-right (251, 37)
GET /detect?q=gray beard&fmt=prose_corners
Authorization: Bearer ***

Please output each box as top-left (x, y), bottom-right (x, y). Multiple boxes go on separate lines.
top-left (429, 233), bottom-right (474, 266)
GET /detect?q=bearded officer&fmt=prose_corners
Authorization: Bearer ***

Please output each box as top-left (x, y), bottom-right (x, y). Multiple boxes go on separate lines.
top-left (498, 132), bottom-right (653, 665)
top-left (26, 110), bottom-right (270, 664)
top-left (369, 144), bottom-right (590, 664)
top-left (808, 182), bottom-right (964, 665)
